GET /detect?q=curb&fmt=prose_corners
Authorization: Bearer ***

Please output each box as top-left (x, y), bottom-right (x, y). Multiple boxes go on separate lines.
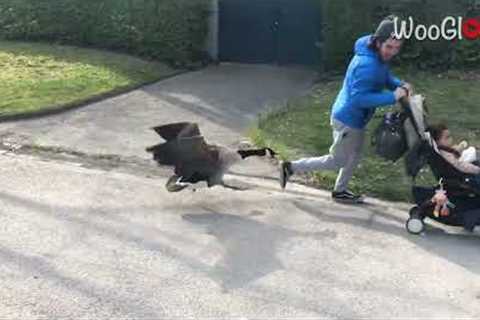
top-left (0, 69), bottom-right (188, 123)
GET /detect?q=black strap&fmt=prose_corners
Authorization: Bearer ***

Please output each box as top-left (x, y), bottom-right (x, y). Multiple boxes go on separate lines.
top-left (437, 145), bottom-right (462, 158)
top-left (237, 148), bottom-right (267, 159)
top-left (238, 148), bottom-right (277, 159)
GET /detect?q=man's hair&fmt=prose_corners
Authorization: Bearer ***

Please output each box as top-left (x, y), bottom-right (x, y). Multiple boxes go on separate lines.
top-left (368, 15), bottom-right (403, 51)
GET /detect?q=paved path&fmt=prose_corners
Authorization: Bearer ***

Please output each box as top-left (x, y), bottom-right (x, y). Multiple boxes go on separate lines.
top-left (0, 153), bottom-right (478, 319)
top-left (0, 64), bottom-right (315, 157)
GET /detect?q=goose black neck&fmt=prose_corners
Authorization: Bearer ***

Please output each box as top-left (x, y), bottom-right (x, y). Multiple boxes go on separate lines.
top-left (237, 148), bottom-right (267, 159)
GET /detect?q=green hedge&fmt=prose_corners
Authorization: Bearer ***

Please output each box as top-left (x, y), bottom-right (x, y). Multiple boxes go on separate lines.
top-left (322, 0), bottom-right (480, 71)
top-left (0, 0), bottom-right (211, 66)
top-left (1, 0), bottom-right (478, 70)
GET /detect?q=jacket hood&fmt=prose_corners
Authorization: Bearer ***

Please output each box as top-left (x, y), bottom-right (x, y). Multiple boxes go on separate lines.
top-left (354, 35), bottom-right (377, 58)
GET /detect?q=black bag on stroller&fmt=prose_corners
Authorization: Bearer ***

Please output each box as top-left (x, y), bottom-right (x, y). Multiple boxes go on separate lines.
top-left (372, 112), bottom-right (408, 162)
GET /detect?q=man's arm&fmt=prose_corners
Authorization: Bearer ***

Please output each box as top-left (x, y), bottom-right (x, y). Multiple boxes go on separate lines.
top-left (349, 64), bottom-right (397, 109)
top-left (386, 69), bottom-right (403, 91)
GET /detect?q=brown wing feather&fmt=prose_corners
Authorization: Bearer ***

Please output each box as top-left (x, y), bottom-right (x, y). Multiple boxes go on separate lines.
top-left (152, 122), bottom-right (201, 141)
top-left (147, 122), bottom-right (224, 183)
top-left (147, 135), bottom-right (219, 183)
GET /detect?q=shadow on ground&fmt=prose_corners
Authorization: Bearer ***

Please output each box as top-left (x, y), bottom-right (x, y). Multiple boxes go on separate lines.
top-left (293, 200), bottom-right (480, 276)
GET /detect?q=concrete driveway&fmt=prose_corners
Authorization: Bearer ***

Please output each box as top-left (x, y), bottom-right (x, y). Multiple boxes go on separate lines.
top-left (0, 64), bottom-right (479, 319)
top-left (0, 64), bottom-right (315, 157)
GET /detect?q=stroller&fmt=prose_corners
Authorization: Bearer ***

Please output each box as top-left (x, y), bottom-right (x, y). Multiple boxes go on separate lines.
top-left (376, 95), bottom-right (480, 234)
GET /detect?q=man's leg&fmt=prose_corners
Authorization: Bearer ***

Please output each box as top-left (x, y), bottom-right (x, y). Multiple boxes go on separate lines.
top-left (290, 154), bottom-right (339, 173)
top-left (280, 120), bottom-right (356, 189)
top-left (290, 120), bottom-right (351, 173)
top-left (334, 129), bottom-right (366, 193)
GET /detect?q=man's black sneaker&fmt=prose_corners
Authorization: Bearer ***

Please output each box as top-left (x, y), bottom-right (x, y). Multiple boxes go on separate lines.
top-left (332, 190), bottom-right (365, 204)
top-left (280, 161), bottom-right (293, 189)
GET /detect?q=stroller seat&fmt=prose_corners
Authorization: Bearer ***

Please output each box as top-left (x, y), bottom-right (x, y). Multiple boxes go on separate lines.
top-left (401, 96), bottom-right (480, 233)
top-left (407, 135), bottom-right (480, 232)
top-left (426, 138), bottom-right (480, 198)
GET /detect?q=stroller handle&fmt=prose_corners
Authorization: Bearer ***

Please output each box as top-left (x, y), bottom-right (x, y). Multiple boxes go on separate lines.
top-left (399, 97), bottom-right (424, 141)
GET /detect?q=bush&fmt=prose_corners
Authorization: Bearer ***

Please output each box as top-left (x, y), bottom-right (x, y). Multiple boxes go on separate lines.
top-left (321, 0), bottom-right (480, 71)
top-left (0, 0), bottom-right (211, 66)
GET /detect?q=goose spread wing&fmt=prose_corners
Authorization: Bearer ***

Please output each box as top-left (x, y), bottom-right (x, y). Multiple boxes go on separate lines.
top-left (152, 122), bottom-right (201, 141)
top-left (147, 136), bottom-right (207, 165)
top-left (147, 132), bottom-right (219, 182)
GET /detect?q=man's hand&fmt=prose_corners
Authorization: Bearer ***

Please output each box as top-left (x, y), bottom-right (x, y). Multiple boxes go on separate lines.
top-left (401, 82), bottom-right (413, 95)
top-left (394, 87), bottom-right (408, 101)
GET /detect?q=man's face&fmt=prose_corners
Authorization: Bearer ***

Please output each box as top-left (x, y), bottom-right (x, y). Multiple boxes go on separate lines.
top-left (377, 38), bottom-right (403, 62)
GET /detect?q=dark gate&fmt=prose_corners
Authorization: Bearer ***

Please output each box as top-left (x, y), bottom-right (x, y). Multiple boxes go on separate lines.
top-left (219, 0), bottom-right (322, 66)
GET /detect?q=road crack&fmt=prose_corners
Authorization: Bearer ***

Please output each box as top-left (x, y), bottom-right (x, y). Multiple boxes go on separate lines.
top-left (0, 132), bottom-right (168, 178)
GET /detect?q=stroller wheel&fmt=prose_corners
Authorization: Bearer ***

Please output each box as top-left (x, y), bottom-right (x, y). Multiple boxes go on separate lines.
top-left (409, 206), bottom-right (422, 219)
top-left (406, 217), bottom-right (425, 235)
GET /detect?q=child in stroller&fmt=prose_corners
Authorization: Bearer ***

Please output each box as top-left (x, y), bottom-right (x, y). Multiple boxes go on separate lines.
top-left (428, 123), bottom-right (480, 176)
top-left (401, 96), bottom-right (480, 234)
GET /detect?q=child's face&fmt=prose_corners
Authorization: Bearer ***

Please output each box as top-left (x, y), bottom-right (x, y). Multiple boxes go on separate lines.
top-left (438, 129), bottom-right (453, 147)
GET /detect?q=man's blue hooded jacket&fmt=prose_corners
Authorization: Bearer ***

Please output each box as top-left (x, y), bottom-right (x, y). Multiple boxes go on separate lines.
top-left (331, 35), bottom-right (403, 129)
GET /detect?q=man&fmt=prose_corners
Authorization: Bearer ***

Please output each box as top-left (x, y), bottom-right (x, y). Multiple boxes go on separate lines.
top-left (280, 15), bottom-right (412, 203)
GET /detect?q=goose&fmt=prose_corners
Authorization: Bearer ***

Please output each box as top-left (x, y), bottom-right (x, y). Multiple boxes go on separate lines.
top-left (146, 122), bottom-right (277, 192)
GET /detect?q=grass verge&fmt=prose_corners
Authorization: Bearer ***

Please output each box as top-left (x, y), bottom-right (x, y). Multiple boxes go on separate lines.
top-left (0, 41), bottom-right (178, 117)
top-left (249, 69), bottom-right (480, 202)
